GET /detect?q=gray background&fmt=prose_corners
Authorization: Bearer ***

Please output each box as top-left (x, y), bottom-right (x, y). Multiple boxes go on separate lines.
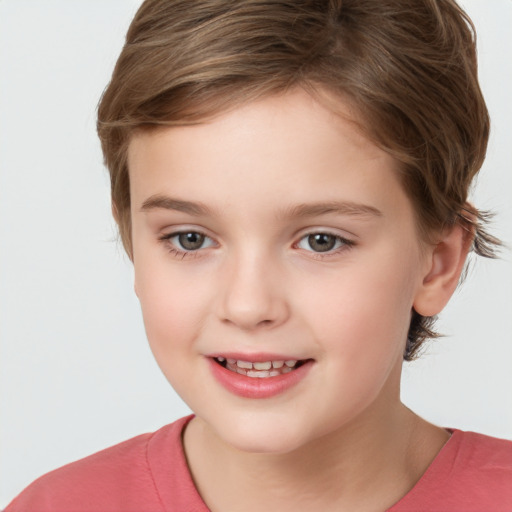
top-left (1, 0), bottom-right (511, 507)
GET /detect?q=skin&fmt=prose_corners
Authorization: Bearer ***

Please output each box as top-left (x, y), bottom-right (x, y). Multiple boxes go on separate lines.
top-left (127, 89), bottom-right (470, 511)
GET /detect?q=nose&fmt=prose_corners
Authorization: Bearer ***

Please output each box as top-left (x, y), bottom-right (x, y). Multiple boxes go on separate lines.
top-left (218, 251), bottom-right (290, 331)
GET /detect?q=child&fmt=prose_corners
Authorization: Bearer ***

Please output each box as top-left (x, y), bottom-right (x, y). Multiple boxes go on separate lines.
top-left (5, 0), bottom-right (512, 511)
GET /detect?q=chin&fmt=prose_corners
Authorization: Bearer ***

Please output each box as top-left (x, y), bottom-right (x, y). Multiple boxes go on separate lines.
top-left (227, 432), bottom-right (306, 455)
top-left (210, 414), bottom-right (318, 455)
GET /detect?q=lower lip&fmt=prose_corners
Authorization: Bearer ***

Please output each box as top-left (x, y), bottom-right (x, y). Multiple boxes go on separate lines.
top-left (207, 358), bottom-right (313, 399)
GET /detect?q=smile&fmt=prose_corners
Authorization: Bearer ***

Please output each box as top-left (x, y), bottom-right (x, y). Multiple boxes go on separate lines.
top-left (208, 356), bottom-right (314, 399)
top-left (214, 356), bottom-right (306, 378)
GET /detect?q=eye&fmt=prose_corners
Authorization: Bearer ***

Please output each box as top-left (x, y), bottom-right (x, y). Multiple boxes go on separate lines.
top-left (176, 232), bottom-right (207, 251)
top-left (160, 231), bottom-right (216, 252)
top-left (297, 233), bottom-right (352, 253)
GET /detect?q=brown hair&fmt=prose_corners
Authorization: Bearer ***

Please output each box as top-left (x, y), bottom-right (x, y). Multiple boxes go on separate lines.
top-left (97, 0), bottom-right (500, 360)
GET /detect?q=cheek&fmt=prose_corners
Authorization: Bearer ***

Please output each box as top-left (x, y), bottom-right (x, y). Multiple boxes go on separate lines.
top-left (134, 257), bottom-right (212, 356)
top-left (299, 251), bottom-right (419, 363)
top-left (134, 260), bottom-right (218, 404)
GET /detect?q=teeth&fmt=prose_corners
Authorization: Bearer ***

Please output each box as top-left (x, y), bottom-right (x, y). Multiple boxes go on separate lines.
top-left (247, 370), bottom-right (270, 378)
top-left (219, 357), bottom-right (305, 377)
top-left (234, 359), bottom-right (298, 370)
top-left (253, 361), bottom-right (272, 370)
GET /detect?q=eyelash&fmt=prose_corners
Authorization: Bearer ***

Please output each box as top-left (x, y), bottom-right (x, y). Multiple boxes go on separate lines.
top-left (158, 231), bottom-right (215, 260)
top-left (295, 233), bottom-right (355, 259)
top-left (158, 230), bottom-right (355, 260)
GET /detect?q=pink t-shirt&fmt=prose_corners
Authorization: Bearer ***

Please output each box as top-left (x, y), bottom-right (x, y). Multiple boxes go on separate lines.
top-left (6, 415), bottom-right (512, 511)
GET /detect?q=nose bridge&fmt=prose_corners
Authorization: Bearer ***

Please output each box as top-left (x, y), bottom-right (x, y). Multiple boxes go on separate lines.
top-left (218, 244), bottom-right (289, 330)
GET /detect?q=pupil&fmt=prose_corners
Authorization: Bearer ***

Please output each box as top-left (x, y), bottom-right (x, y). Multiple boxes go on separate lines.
top-left (179, 232), bottom-right (204, 250)
top-left (308, 233), bottom-right (335, 252)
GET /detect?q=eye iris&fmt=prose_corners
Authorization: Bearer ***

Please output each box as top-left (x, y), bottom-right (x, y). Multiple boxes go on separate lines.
top-left (308, 233), bottom-right (336, 252)
top-left (178, 232), bottom-right (205, 250)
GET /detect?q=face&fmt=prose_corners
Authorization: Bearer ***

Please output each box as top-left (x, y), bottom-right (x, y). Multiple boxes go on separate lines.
top-left (128, 89), bottom-right (430, 454)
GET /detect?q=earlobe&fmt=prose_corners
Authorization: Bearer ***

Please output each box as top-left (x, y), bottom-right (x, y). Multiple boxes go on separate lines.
top-left (413, 220), bottom-right (474, 317)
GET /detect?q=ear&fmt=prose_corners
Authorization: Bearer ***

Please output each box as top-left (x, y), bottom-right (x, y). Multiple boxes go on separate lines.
top-left (413, 220), bottom-right (473, 317)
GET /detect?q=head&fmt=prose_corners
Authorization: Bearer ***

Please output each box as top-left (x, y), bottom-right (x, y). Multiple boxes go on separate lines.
top-left (97, 0), bottom-right (498, 360)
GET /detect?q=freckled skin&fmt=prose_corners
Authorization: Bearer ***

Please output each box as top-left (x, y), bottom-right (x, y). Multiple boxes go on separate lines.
top-left (128, 89), bottom-right (461, 511)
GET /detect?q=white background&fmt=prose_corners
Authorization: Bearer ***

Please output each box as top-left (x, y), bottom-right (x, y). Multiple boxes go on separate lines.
top-left (1, 0), bottom-right (511, 507)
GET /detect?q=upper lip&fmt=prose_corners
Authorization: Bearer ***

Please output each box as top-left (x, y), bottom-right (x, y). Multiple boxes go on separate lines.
top-left (207, 352), bottom-right (311, 362)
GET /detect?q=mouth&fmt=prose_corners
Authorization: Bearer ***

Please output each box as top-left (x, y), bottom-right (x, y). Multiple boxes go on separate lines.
top-left (208, 355), bottom-right (314, 398)
top-left (212, 356), bottom-right (310, 378)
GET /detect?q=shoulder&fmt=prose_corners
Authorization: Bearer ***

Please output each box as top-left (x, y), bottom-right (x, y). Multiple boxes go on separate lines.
top-left (5, 416), bottom-right (194, 512)
top-left (451, 430), bottom-right (512, 483)
top-left (441, 430), bottom-right (512, 509)
top-left (391, 430), bottom-right (512, 511)
top-left (452, 430), bottom-right (512, 470)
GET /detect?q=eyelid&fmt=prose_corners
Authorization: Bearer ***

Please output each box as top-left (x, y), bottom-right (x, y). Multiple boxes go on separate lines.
top-left (158, 224), bottom-right (216, 241)
top-left (294, 226), bottom-right (356, 242)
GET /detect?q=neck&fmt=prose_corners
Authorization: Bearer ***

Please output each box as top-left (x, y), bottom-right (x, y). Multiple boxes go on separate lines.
top-left (183, 398), bottom-right (449, 512)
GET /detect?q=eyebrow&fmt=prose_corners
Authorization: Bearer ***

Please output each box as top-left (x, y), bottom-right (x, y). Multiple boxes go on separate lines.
top-left (282, 201), bottom-right (383, 219)
top-left (140, 194), bottom-right (383, 219)
top-left (140, 195), bottom-right (213, 216)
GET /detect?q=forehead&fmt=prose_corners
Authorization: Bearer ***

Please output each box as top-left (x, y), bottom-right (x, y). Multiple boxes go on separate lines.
top-left (130, 89), bottom-right (381, 150)
top-left (127, 89), bottom-right (413, 227)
